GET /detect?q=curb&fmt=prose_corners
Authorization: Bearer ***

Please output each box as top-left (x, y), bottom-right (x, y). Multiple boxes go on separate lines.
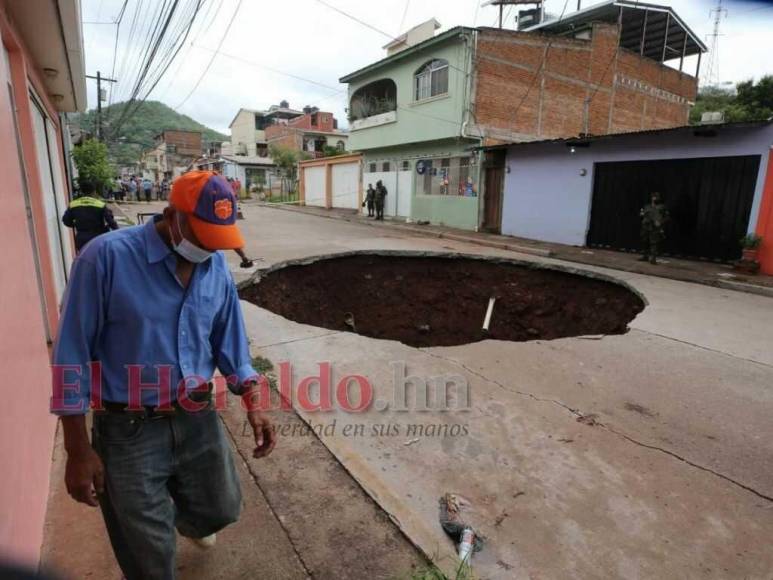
top-left (257, 202), bottom-right (554, 259)
top-left (716, 279), bottom-right (773, 299)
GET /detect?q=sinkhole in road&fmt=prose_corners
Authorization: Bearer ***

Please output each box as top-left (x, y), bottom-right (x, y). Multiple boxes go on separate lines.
top-left (240, 253), bottom-right (646, 348)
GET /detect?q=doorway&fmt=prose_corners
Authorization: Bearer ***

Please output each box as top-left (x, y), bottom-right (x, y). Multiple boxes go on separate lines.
top-left (587, 155), bottom-right (761, 261)
top-left (482, 150), bottom-right (505, 233)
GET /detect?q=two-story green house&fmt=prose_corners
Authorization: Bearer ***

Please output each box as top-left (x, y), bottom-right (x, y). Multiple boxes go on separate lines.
top-left (341, 3), bottom-right (704, 232)
top-left (340, 20), bottom-right (481, 230)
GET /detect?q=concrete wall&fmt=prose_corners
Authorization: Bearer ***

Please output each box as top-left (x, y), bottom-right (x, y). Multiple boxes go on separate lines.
top-left (230, 110), bottom-right (263, 157)
top-left (362, 139), bottom-right (480, 229)
top-left (0, 2), bottom-right (78, 565)
top-left (501, 124), bottom-right (773, 247)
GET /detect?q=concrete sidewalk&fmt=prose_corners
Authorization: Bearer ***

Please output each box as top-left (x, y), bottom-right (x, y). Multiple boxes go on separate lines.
top-left (41, 401), bottom-right (428, 580)
top-left (256, 201), bottom-right (773, 298)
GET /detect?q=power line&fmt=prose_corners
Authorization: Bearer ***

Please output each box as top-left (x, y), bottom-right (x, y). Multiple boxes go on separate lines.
top-left (104, 0), bottom-right (129, 122)
top-left (173, 0), bottom-right (243, 110)
top-left (312, 0), bottom-right (394, 40)
top-left (194, 44), bottom-right (345, 93)
top-left (157, 0), bottom-right (225, 99)
top-left (509, 0), bottom-right (571, 122)
top-left (107, 0), bottom-right (207, 139)
top-left (398, 0), bottom-right (410, 34)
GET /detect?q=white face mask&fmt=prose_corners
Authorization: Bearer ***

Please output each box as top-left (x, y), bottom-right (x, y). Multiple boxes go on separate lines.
top-left (173, 213), bottom-right (213, 263)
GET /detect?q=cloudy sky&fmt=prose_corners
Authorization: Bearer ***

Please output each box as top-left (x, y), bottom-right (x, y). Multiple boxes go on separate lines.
top-left (82, 0), bottom-right (773, 135)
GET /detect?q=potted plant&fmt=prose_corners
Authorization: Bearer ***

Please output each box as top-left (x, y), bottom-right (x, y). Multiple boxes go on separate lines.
top-left (740, 233), bottom-right (763, 261)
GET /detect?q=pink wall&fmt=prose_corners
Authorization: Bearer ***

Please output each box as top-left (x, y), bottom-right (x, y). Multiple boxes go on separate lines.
top-left (0, 4), bottom-right (64, 565)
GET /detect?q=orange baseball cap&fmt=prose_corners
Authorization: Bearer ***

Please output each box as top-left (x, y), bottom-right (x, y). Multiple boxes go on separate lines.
top-left (169, 171), bottom-right (244, 250)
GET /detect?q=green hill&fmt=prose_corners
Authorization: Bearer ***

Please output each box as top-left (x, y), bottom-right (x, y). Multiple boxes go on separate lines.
top-left (71, 100), bottom-right (227, 166)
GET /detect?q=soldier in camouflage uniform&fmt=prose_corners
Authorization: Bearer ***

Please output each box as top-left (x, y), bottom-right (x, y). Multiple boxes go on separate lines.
top-left (374, 180), bottom-right (387, 221)
top-left (364, 184), bottom-right (375, 217)
top-left (639, 192), bottom-right (669, 265)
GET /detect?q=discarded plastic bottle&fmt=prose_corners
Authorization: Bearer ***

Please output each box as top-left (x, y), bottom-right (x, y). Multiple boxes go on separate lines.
top-left (458, 527), bottom-right (475, 562)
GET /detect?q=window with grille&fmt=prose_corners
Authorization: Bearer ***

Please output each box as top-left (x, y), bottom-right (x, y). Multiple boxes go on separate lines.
top-left (382, 161), bottom-right (391, 172)
top-left (414, 59), bottom-right (449, 101)
top-left (369, 163), bottom-right (377, 173)
top-left (417, 157), bottom-right (477, 197)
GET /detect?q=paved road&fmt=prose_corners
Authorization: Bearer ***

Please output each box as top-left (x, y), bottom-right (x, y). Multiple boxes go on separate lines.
top-left (230, 203), bottom-right (773, 579)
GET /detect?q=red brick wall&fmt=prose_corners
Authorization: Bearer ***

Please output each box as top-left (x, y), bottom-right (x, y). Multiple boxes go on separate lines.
top-left (265, 124), bottom-right (303, 151)
top-left (285, 112), bottom-right (336, 132)
top-left (162, 130), bottom-right (202, 155)
top-left (473, 24), bottom-right (697, 142)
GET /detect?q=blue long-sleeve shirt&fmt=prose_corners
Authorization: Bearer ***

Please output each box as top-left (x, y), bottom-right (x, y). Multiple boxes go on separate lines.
top-left (51, 216), bottom-right (258, 415)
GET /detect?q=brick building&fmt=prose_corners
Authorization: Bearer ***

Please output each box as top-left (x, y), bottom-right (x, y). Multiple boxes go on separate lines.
top-left (264, 106), bottom-right (348, 158)
top-left (473, 23), bottom-right (698, 143)
top-left (141, 129), bottom-right (203, 181)
top-left (340, 1), bottom-right (706, 230)
top-left (229, 103), bottom-right (348, 161)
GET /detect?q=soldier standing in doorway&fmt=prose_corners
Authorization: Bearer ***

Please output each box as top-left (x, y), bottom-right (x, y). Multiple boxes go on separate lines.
top-left (375, 180), bottom-right (387, 221)
top-left (639, 191), bottom-right (669, 265)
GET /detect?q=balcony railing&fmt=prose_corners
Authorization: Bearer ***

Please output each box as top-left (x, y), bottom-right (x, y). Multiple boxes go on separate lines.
top-left (350, 110), bottom-right (397, 131)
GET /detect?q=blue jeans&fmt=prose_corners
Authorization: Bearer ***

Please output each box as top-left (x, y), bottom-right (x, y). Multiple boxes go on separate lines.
top-left (92, 406), bottom-right (242, 580)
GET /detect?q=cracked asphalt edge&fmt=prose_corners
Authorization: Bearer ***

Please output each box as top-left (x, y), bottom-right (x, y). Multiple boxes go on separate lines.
top-left (420, 348), bottom-right (773, 504)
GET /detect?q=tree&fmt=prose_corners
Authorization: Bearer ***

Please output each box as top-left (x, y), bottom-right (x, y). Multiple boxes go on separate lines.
top-left (690, 75), bottom-right (773, 124)
top-left (268, 144), bottom-right (310, 194)
top-left (322, 144), bottom-right (346, 158)
top-left (71, 139), bottom-right (114, 194)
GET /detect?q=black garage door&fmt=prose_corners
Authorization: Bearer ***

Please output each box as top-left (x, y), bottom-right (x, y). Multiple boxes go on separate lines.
top-left (587, 155), bottom-right (760, 261)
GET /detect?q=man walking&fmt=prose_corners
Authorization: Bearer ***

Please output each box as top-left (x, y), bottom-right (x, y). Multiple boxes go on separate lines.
top-left (639, 191), bottom-right (669, 265)
top-left (62, 179), bottom-right (120, 253)
top-left (375, 180), bottom-right (387, 221)
top-left (52, 171), bottom-right (276, 580)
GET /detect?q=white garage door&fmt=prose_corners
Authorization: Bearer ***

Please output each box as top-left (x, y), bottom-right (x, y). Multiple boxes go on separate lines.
top-left (332, 162), bottom-right (359, 209)
top-left (304, 166), bottom-right (326, 207)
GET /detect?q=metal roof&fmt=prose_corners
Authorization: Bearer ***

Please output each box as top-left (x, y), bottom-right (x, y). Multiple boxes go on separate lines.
top-left (478, 120), bottom-right (773, 151)
top-left (525, 0), bottom-right (707, 63)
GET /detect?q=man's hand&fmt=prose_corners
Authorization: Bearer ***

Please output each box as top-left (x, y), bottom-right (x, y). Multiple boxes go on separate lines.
top-left (247, 411), bottom-right (276, 459)
top-left (65, 447), bottom-right (104, 507)
top-left (61, 415), bottom-right (104, 507)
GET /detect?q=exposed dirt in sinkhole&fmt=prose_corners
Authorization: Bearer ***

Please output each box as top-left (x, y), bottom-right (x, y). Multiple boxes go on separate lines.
top-left (240, 255), bottom-right (646, 348)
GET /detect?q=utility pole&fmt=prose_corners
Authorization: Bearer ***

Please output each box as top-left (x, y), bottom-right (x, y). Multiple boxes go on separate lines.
top-left (702, 0), bottom-right (727, 87)
top-left (86, 72), bottom-right (117, 141)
